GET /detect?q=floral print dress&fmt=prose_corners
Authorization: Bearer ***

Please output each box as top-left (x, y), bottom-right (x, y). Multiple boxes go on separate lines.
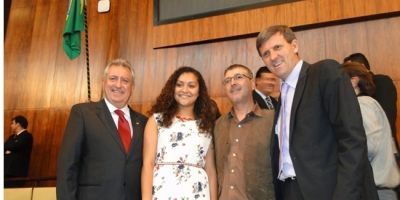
top-left (152, 113), bottom-right (212, 200)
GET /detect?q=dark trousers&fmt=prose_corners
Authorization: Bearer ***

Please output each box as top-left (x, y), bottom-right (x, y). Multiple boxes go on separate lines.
top-left (278, 178), bottom-right (304, 200)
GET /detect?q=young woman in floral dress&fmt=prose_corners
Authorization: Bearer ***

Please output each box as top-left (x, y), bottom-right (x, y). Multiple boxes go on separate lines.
top-left (142, 66), bottom-right (218, 200)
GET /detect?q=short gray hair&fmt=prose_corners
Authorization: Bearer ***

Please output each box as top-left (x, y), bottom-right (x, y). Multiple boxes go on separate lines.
top-left (103, 58), bottom-right (135, 82)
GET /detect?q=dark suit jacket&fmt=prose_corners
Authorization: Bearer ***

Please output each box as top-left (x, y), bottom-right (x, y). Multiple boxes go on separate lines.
top-left (271, 60), bottom-right (378, 200)
top-left (253, 90), bottom-right (278, 109)
top-left (57, 100), bottom-right (147, 200)
top-left (4, 130), bottom-right (33, 177)
top-left (372, 74), bottom-right (397, 138)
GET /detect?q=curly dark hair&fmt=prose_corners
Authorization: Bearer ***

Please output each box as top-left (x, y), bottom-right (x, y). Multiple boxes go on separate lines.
top-left (149, 66), bottom-right (217, 132)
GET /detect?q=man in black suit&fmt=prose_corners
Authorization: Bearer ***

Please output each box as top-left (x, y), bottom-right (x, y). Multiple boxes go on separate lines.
top-left (256, 25), bottom-right (378, 200)
top-left (4, 115), bottom-right (33, 179)
top-left (343, 53), bottom-right (398, 150)
top-left (253, 66), bottom-right (280, 109)
top-left (57, 58), bottom-right (148, 200)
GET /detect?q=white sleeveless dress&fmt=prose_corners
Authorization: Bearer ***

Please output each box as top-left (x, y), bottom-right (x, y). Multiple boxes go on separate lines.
top-left (152, 113), bottom-right (212, 200)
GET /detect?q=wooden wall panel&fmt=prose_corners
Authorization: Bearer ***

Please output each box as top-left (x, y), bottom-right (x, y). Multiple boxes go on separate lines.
top-left (153, 0), bottom-right (400, 47)
top-left (4, 0), bottom-right (400, 185)
top-left (5, 0), bottom-right (88, 110)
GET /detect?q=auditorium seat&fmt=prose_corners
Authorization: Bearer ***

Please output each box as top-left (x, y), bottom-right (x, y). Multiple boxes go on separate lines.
top-left (4, 188), bottom-right (32, 200)
top-left (4, 187), bottom-right (56, 200)
top-left (32, 187), bottom-right (56, 200)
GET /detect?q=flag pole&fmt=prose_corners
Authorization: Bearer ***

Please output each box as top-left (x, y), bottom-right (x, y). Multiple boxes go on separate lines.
top-left (84, 0), bottom-right (91, 102)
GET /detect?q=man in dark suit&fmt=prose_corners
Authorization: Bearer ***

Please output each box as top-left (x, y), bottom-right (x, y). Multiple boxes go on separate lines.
top-left (4, 115), bottom-right (33, 179)
top-left (343, 53), bottom-right (398, 151)
top-left (57, 58), bottom-right (148, 200)
top-left (253, 66), bottom-right (280, 109)
top-left (256, 25), bottom-right (378, 200)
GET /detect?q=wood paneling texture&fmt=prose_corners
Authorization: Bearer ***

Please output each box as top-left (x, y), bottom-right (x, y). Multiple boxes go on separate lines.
top-left (153, 0), bottom-right (400, 48)
top-left (4, 0), bottom-right (400, 184)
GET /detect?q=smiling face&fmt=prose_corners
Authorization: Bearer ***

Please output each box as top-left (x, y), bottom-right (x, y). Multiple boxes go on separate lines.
top-left (174, 72), bottom-right (199, 109)
top-left (103, 64), bottom-right (134, 108)
top-left (224, 67), bottom-right (254, 104)
top-left (258, 32), bottom-right (300, 80)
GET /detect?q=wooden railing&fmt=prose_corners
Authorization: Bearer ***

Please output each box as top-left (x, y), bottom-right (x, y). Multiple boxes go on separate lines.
top-left (4, 176), bottom-right (56, 188)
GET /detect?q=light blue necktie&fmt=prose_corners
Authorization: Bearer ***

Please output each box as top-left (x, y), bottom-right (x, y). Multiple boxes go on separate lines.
top-left (279, 82), bottom-right (290, 177)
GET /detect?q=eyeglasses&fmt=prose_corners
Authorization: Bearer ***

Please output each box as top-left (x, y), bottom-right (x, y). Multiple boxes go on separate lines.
top-left (223, 73), bottom-right (252, 85)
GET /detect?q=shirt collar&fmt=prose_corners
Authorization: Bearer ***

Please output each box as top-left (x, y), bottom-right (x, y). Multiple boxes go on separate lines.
top-left (283, 60), bottom-right (303, 89)
top-left (255, 89), bottom-right (267, 99)
top-left (228, 103), bottom-right (263, 119)
top-left (15, 129), bottom-right (26, 136)
top-left (104, 98), bottom-right (129, 115)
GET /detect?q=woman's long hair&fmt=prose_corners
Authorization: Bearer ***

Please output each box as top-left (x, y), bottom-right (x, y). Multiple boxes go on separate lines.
top-left (149, 66), bottom-right (217, 132)
top-left (342, 62), bottom-right (375, 96)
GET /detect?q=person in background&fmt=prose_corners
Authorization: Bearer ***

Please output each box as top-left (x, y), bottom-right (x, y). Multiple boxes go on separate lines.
top-left (343, 53), bottom-right (398, 152)
top-left (253, 66), bottom-right (280, 109)
top-left (214, 64), bottom-right (275, 199)
top-left (142, 66), bottom-right (218, 200)
top-left (342, 62), bottom-right (400, 200)
top-left (57, 58), bottom-right (147, 200)
top-left (4, 115), bottom-right (33, 179)
top-left (256, 25), bottom-right (378, 200)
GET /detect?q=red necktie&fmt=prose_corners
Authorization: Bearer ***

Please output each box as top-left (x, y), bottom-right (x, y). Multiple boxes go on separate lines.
top-left (115, 109), bottom-right (131, 153)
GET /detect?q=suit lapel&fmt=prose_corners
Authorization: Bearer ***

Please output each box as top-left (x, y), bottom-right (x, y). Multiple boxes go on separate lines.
top-left (253, 90), bottom-right (267, 109)
top-left (289, 62), bottom-right (309, 143)
top-left (96, 100), bottom-right (126, 154)
top-left (127, 107), bottom-right (143, 156)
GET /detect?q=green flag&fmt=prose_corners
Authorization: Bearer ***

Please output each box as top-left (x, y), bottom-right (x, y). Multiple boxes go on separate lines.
top-left (63, 0), bottom-right (84, 60)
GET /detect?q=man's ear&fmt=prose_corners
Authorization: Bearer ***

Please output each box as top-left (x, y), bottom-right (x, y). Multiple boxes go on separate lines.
top-left (291, 39), bottom-right (299, 54)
